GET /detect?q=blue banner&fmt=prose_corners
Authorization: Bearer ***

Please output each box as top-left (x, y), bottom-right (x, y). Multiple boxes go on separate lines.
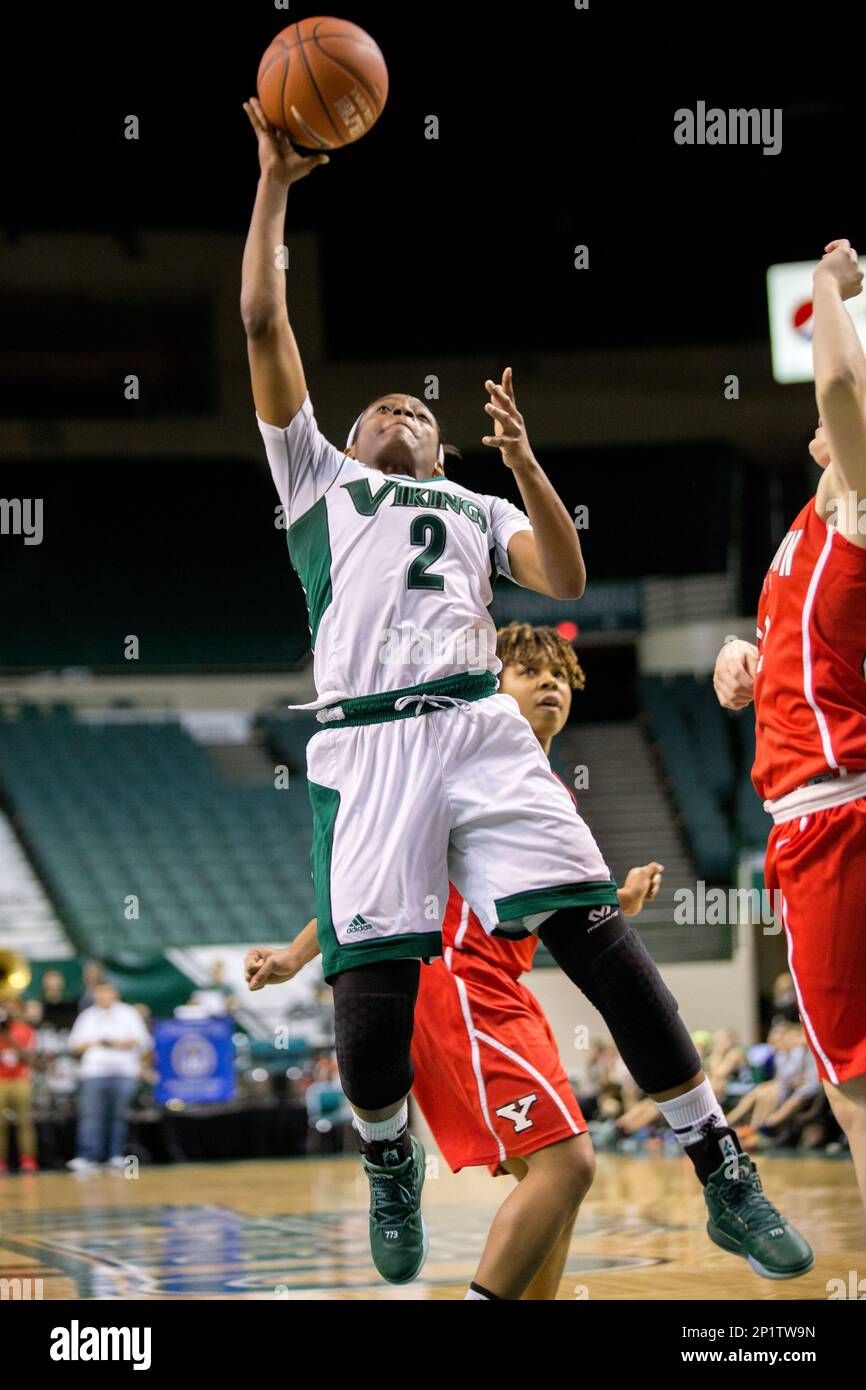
top-left (154, 1018), bottom-right (236, 1104)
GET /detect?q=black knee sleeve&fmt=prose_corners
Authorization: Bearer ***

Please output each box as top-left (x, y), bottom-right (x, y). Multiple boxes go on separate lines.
top-left (332, 960), bottom-right (420, 1110)
top-left (539, 908), bottom-right (701, 1095)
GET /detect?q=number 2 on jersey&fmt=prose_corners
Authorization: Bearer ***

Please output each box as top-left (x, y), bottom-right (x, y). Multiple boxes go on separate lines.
top-left (407, 514), bottom-right (446, 590)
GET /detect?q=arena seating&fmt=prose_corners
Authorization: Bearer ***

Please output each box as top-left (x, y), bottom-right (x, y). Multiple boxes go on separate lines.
top-left (640, 674), bottom-right (771, 881)
top-left (0, 709), bottom-right (316, 955)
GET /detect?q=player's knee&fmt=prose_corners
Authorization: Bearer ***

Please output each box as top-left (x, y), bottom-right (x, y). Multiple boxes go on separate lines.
top-left (563, 1139), bottom-right (595, 1205)
top-left (586, 929), bottom-right (701, 1094)
top-left (527, 1135), bottom-right (595, 1208)
top-left (334, 993), bottom-right (415, 1110)
top-left (332, 960), bottom-right (419, 1110)
top-left (828, 1075), bottom-right (866, 1130)
top-left (540, 913), bottom-right (700, 1092)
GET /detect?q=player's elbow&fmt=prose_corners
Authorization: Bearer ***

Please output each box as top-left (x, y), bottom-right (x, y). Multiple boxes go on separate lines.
top-left (240, 301), bottom-right (284, 338)
top-left (555, 581), bottom-right (586, 601)
top-left (549, 568), bottom-right (586, 600)
top-left (816, 368), bottom-right (861, 407)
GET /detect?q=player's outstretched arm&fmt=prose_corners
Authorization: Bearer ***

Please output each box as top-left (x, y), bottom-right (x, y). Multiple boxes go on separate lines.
top-left (813, 240), bottom-right (866, 497)
top-left (240, 97), bottom-right (329, 428)
top-left (483, 369), bottom-right (586, 599)
top-left (244, 918), bottom-right (321, 990)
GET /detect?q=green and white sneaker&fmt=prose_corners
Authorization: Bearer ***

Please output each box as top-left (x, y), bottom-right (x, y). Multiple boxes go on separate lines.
top-left (704, 1152), bottom-right (814, 1279)
top-left (363, 1135), bottom-right (429, 1284)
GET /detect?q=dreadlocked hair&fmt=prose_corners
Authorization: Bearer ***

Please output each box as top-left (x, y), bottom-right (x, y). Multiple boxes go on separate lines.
top-left (495, 622), bottom-right (586, 691)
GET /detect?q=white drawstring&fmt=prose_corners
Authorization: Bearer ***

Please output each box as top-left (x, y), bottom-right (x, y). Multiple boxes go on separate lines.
top-left (393, 694), bottom-right (471, 716)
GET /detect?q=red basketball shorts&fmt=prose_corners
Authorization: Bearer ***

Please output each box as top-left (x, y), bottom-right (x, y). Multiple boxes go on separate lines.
top-left (411, 956), bottom-right (586, 1176)
top-left (764, 797), bottom-right (866, 1085)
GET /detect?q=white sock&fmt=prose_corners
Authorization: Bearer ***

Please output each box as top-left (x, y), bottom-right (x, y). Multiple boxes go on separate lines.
top-left (464, 1288), bottom-right (489, 1300)
top-left (655, 1079), bottom-right (727, 1148)
top-left (353, 1101), bottom-right (408, 1143)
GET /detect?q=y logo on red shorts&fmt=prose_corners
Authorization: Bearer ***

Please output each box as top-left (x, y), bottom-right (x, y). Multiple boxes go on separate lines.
top-left (495, 1093), bottom-right (539, 1132)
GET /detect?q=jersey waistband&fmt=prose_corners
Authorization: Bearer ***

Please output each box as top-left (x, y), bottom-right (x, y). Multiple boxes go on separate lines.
top-left (763, 768), bottom-right (866, 824)
top-left (315, 670), bottom-right (498, 728)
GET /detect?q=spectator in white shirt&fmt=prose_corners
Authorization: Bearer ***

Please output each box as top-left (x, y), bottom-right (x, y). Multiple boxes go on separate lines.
top-left (66, 983), bottom-right (151, 1172)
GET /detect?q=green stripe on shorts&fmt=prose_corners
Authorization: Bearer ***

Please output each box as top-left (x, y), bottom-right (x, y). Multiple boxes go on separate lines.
top-left (319, 931), bottom-right (443, 983)
top-left (494, 879), bottom-right (620, 923)
top-left (308, 779), bottom-right (341, 967)
top-left (307, 779), bottom-right (444, 981)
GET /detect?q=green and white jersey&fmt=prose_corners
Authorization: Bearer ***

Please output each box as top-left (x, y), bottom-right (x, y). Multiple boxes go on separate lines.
top-left (257, 395), bottom-right (533, 708)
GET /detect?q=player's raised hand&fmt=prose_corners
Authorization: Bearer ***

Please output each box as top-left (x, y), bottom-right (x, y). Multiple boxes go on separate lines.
top-left (243, 97), bottom-right (330, 186)
top-left (244, 945), bottom-right (299, 990)
top-left (619, 862), bottom-right (664, 917)
top-left (713, 639), bottom-right (759, 710)
top-left (482, 368), bottom-right (535, 471)
top-left (814, 239), bottom-right (864, 301)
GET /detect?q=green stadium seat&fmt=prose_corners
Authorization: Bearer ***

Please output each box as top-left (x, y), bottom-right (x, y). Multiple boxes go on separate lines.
top-left (0, 709), bottom-right (317, 953)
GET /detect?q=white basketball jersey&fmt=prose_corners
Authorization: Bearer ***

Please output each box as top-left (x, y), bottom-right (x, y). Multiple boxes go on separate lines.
top-left (257, 396), bottom-right (533, 708)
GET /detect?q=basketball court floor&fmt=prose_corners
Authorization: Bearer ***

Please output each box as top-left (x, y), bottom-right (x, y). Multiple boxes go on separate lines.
top-left (1, 1153), bottom-right (861, 1300)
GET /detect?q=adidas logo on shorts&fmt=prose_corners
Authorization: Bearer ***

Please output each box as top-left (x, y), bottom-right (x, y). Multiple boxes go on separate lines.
top-left (346, 914), bottom-right (374, 935)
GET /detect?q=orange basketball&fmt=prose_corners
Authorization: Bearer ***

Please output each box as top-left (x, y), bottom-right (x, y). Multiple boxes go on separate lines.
top-left (256, 17), bottom-right (388, 150)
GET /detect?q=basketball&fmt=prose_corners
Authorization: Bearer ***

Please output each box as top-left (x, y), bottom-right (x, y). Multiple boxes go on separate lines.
top-left (256, 17), bottom-right (388, 151)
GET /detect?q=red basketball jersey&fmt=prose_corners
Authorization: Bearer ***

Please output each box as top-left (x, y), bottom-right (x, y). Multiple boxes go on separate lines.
top-left (440, 881), bottom-right (538, 979)
top-left (752, 498), bottom-right (866, 802)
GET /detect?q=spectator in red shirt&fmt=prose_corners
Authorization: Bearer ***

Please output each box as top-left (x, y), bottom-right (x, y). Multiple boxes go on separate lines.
top-left (0, 1000), bottom-right (38, 1173)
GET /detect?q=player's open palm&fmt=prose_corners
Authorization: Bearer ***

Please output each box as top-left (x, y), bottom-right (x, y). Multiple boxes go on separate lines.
top-left (482, 368), bottom-right (535, 471)
top-left (243, 96), bottom-right (329, 186)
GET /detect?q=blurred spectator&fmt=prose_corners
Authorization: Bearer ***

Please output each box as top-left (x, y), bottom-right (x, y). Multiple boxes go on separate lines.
top-left (78, 960), bottom-right (107, 1012)
top-left (575, 1038), bottom-right (608, 1120)
top-left (615, 1089), bottom-right (662, 1139)
top-left (706, 1028), bottom-right (748, 1105)
top-left (799, 1093), bottom-right (841, 1152)
top-left (40, 969), bottom-right (79, 1031)
top-left (0, 999), bottom-right (38, 1172)
top-left (726, 1021), bottom-right (796, 1134)
top-left (747, 1023), bottom-right (821, 1150)
top-left (615, 1029), bottom-right (749, 1141)
top-left (770, 971), bottom-right (799, 1026)
top-left (304, 1055), bottom-right (351, 1153)
top-left (67, 982), bottom-right (151, 1172)
top-left (30, 995), bottom-right (78, 1167)
top-left (133, 1005), bottom-right (159, 1093)
top-left (596, 1085), bottom-right (626, 1121)
top-left (187, 960), bottom-right (238, 1017)
top-left (606, 1044), bottom-right (640, 1110)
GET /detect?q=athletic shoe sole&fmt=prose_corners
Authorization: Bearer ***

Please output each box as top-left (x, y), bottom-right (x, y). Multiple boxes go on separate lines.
top-left (707, 1223), bottom-right (815, 1280)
